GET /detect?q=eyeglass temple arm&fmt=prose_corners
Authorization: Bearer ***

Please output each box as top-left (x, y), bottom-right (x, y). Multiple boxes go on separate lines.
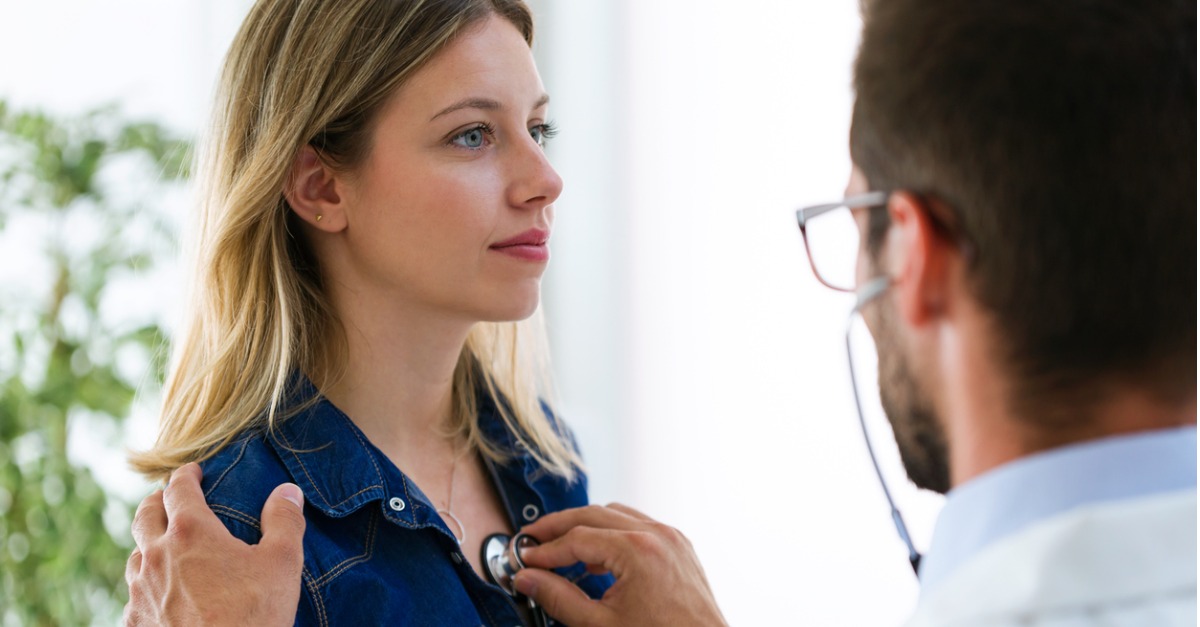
top-left (796, 191), bottom-right (890, 226)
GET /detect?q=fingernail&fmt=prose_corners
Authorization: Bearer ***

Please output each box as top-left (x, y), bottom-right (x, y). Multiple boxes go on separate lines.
top-left (278, 483), bottom-right (304, 508)
top-left (513, 571), bottom-right (537, 596)
top-left (518, 545), bottom-right (536, 562)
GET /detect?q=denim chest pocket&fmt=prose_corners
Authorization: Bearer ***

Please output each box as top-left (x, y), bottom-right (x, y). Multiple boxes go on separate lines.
top-left (302, 506), bottom-right (382, 590)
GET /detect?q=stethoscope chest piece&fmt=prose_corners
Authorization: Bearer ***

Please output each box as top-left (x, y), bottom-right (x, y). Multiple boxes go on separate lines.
top-left (482, 532), bottom-right (549, 626)
top-left (483, 531), bottom-right (538, 594)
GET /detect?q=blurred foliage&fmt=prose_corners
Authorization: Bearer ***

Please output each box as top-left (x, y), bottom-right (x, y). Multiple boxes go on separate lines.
top-left (0, 100), bottom-right (190, 626)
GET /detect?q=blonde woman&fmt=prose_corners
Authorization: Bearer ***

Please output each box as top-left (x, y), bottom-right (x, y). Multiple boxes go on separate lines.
top-left (128, 0), bottom-right (611, 623)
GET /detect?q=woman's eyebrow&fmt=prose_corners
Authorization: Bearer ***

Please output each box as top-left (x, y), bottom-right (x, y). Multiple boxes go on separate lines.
top-left (430, 94), bottom-right (551, 122)
top-left (431, 97), bottom-right (501, 121)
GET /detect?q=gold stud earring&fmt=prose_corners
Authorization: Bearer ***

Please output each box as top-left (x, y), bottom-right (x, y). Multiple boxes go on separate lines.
top-left (315, 214), bottom-right (323, 222)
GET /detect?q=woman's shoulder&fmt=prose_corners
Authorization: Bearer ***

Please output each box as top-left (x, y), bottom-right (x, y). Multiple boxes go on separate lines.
top-left (197, 430), bottom-right (292, 543)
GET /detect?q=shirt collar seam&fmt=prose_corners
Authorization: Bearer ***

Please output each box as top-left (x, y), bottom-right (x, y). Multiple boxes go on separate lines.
top-left (269, 399), bottom-right (396, 516)
top-left (204, 436), bottom-right (253, 500)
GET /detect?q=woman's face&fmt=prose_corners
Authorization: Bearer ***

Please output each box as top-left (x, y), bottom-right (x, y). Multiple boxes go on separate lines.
top-left (330, 15), bottom-right (561, 323)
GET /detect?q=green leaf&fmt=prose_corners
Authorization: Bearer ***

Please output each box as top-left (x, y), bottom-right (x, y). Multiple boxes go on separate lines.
top-left (0, 99), bottom-right (192, 625)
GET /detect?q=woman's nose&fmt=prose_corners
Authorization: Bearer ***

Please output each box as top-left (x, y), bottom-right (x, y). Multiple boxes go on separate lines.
top-left (508, 137), bottom-right (563, 210)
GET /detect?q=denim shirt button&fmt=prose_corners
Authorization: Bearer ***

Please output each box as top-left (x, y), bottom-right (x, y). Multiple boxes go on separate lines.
top-left (388, 496), bottom-right (406, 512)
top-left (451, 552), bottom-right (464, 565)
top-left (522, 504), bottom-right (540, 521)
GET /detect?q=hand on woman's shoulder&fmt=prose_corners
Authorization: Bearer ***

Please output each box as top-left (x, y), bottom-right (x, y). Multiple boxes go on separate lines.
top-left (198, 431), bottom-right (295, 544)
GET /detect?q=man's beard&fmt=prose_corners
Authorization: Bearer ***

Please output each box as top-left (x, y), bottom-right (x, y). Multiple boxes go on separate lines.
top-left (869, 301), bottom-right (952, 494)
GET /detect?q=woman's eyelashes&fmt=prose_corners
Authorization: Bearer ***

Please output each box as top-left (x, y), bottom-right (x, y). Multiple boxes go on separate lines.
top-left (530, 121), bottom-right (558, 147)
top-left (448, 121), bottom-right (559, 151)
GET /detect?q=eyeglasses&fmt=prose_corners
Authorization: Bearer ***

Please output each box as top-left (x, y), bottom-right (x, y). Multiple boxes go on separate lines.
top-left (794, 189), bottom-right (924, 577)
top-left (794, 191), bottom-right (889, 292)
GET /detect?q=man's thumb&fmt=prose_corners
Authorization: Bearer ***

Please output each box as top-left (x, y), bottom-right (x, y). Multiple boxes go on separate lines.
top-left (514, 568), bottom-right (608, 626)
top-left (260, 483), bottom-right (306, 560)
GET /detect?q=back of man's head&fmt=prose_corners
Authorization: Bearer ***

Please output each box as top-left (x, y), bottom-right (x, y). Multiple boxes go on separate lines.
top-left (851, 0), bottom-right (1196, 419)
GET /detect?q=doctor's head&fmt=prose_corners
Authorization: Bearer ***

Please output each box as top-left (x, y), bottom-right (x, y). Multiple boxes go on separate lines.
top-left (847, 0), bottom-right (1196, 492)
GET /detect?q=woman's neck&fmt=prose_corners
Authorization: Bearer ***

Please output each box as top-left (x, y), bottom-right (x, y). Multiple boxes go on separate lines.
top-left (320, 288), bottom-right (474, 462)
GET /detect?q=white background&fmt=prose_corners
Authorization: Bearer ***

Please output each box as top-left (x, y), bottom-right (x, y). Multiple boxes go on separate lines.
top-left (1, 1), bottom-right (944, 624)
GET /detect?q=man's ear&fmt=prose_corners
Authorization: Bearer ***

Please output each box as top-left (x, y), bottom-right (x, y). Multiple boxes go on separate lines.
top-left (884, 191), bottom-right (956, 326)
top-left (284, 145), bottom-right (347, 232)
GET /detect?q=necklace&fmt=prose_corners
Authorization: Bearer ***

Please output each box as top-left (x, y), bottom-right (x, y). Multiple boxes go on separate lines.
top-left (437, 448), bottom-right (466, 545)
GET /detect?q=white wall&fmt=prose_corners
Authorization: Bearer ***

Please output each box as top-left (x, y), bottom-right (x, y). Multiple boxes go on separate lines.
top-left (0, 0), bottom-right (252, 130)
top-left (1, 1), bottom-right (945, 624)
top-left (535, 2), bottom-right (945, 624)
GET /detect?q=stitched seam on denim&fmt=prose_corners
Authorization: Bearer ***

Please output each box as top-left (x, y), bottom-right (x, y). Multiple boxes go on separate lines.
top-left (280, 406), bottom-right (389, 512)
top-left (203, 437), bottom-right (251, 499)
top-left (275, 428), bottom-right (332, 509)
top-left (211, 505), bottom-right (261, 535)
top-left (332, 406), bottom-right (389, 510)
top-left (400, 473), bottom-right (420, 521)
top-left (212, 504), bottom-right (322, 623)
top-left (378, 475), bottom-right (425, 530)
top-left (331, 485), bottom-right (382, 508)
top-left (302, 567), bottom-right (328, 627)
top-left (331, 404), bottom-right (425, 523)
top-left (311, 508), bottom-right (378, 588)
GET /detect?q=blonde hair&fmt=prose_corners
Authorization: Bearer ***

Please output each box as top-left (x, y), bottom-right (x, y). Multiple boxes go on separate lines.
top-left (130, 0), bottom-right (579, 484)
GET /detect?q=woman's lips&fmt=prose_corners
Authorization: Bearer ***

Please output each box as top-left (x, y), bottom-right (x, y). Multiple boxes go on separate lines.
top-left (490, 242), bottom-right (549, 262)
top-left (490, 228), bottom-right (550, 262)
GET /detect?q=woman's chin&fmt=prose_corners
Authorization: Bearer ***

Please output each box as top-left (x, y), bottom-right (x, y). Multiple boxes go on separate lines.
top-left (449, 279), bottom-right (543, 323)
top-left (470, 291), bottom-right (541, 322)
top-left (479, 300), bottom-right (540, 322)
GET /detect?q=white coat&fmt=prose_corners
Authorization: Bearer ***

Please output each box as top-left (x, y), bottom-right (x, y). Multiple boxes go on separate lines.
top-left (905, 490), bottom-right (1196, 627)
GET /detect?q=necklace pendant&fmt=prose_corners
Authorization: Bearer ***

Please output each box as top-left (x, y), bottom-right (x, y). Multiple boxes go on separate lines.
top-left (438, 509), bottom-right (467, 545)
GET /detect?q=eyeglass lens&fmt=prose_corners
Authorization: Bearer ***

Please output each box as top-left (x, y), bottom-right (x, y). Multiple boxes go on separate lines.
top-left (804, 206), bottom-right (861, 290)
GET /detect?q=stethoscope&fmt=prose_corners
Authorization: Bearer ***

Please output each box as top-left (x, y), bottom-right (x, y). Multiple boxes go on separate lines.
top-left (482, 532), bottom-right (551, 627)
top-left (848, 276), bottom-right (922, 575)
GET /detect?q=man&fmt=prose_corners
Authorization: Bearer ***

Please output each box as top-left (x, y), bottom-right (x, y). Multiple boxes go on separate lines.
top-left (125, 0), bottom-right (1196, 624)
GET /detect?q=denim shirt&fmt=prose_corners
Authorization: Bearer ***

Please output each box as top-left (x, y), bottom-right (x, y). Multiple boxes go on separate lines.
top-left (199, 380), bottom-right (612, 626)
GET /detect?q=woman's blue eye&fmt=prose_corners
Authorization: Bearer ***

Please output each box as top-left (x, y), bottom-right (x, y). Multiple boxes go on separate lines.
top-left (452, 126), bottom-right (488, 149)
top-left (531, 122), bottom-right (558, 147)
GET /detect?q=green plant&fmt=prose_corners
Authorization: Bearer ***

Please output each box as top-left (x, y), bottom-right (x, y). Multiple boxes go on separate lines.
top-left (0, 100), bottom-right (190, 626)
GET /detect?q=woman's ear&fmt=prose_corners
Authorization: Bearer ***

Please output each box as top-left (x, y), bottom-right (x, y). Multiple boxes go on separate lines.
top-left (284, 145), bottom-right (347, 232)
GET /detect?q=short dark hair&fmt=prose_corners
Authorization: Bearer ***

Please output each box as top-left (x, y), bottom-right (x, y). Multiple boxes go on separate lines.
top-left (851, 0), bottom-right (1196, 414)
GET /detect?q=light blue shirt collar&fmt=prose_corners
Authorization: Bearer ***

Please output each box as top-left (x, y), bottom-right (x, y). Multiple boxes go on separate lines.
top-left (918, 425), bottom-right (1197, 595)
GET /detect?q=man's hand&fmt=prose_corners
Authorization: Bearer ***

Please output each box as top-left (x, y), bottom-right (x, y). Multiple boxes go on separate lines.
top-left (513, 503), bottom-right (727, 627)
top-left (123, 463), bottom-right (306, 626)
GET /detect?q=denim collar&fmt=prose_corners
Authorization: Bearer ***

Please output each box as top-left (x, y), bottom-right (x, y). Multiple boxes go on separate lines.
top-left (264, 377), bottom-right (549, 530)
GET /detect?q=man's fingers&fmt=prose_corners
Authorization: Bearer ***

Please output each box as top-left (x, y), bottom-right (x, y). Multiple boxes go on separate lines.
top-left (520, 504), bottom-right (645, 543)
top-left (514, 568), bottom-right (612, 627)
top-left (521, 525), bottom-right (635, 572)
top-left (162, 463), bottom-right (208, 526)
top-left (257, 482), bottom-right (306, 571)
top-left (167, 461), bottom-right (203, 488)
top-left (604, 502), bottom-right (654, 522)
top-left (125, 547), bottom-right (143, 585)
top-left (131, 490), bottom-right (166, 549)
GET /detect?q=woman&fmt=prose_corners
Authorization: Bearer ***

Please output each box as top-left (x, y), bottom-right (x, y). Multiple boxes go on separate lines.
top-left (129, 0), bottom-right (611, 623)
